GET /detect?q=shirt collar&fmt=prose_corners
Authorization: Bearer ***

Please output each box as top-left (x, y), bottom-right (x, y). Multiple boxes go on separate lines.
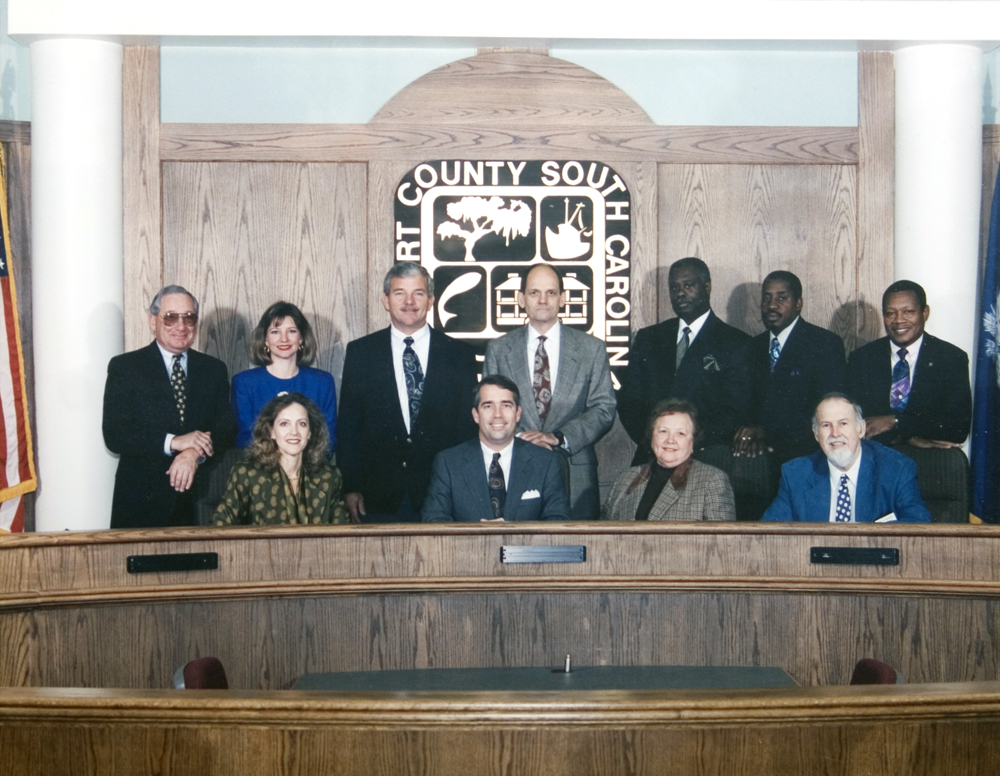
top-left (772, 316), bottom-right (800, 348)
top-left (527, 320), bottom-right (560, 343)
top-left (390, 323), bottom-right (431, 344)
top-left (679, 309), bottom-right (712, 341)
top-left (891, 333), bottom-right (923, 360)
top-left (155, 341), bottom-right (187, 372)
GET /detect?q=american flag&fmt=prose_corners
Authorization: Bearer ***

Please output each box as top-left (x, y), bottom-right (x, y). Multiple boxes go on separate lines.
top-left (0, 143), bottom-right (36, 532)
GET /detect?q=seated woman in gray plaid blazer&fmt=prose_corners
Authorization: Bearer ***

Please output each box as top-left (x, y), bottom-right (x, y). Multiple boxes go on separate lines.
top-left (602, 398), bottom-right (736, 522)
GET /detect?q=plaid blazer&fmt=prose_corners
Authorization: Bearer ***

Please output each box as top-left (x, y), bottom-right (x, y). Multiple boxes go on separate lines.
top-left (601, 458), bottom-right (736, 522)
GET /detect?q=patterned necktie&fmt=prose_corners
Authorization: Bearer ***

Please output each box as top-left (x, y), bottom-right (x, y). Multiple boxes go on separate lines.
top-left (676, 326), bottom-right (691, 370)
top-left (488, 452), bottom-right (506, 519)
top-left (402, 336), bottom-right (425, 425)
top-left (835, 474), bottom-right (851, 522)
top-left (170, 354), bottom-right (187, 425)
top-left (533, 335), bottom-right (552, 420)
top-left (769, 336), bottom-right (781, 372)
top-left (890, 348), bottom-right (911, 411)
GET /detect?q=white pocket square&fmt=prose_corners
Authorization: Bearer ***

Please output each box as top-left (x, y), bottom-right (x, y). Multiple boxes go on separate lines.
top-left (875, 513), bottom-right (898, 523)
top-left (521, 489), bottom-right (541, 500)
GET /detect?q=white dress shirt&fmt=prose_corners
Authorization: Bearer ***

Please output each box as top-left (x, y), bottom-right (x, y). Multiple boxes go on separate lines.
top-left (889, 333), bottom-right (923, 384)
top-left (525, 320), bottom-right (561, 394)
top-left (770, 315), bottom-right (800, 356)
top-left (390, 323), bottom-right (431, 434)
top-left (157, 342), bottom-right (188, 455)
top-left (827, 447), bottom-right (863, 523)
top-left (678, 309), bottom-right (711, 345)
top-left (480, 439), bottom-right (514, 485)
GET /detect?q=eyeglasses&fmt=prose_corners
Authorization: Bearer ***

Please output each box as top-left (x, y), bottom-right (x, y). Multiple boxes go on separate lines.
top-left (160, 312), bottom-right (198, 328)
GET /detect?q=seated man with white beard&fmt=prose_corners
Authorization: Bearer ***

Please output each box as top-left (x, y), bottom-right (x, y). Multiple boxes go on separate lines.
top-left (762, 393), bottom-right (931, 523)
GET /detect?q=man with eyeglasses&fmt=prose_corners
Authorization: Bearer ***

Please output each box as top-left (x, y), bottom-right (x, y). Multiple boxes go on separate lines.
top-left (102, 285), bottom-right (236, 528)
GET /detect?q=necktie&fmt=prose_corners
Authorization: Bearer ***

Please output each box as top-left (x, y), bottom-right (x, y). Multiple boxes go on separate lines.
top-left (835, 474), bottom-right (851, 522)
top-left (769, 336), bottom-right (781, 372)
top-left (890, 348), bottom-right (911, 411)
top-left (676, 326), bottom-right (691, 370)
top-left (402, 336), bottom-right (425, 424)
top-left (488, 452), bottom-right (506, 519)
top-left (533, 335), bottom-right (552, 420)
top-left (170, 354), bottom-right (187, 425)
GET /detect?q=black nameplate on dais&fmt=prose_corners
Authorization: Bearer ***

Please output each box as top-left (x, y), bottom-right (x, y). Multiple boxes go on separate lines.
top-left (810, 547), bottom-right (899, 566)
top-left (127, 552), bottom-right (219, 574)
top-left (501, 546), bottom-right (586, 564)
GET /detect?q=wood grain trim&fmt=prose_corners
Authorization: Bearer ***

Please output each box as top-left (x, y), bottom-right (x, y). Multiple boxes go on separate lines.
top-left (159, 124), bottom-right (859, 165)
top-left (984, 125), bottom-right (1000, 144)
top-left (3, 683), bottom-right (1000, 726)
top-left (856, 51), bottom-right (895, 346)
top-left (0, 121), bottom-right (30, 145)
top-left (122, 46), bottom-right (162, 351)
top-left (3, 522), bottom-right (993, 548)
top-left (5, 575), bottom-right (1000, 610)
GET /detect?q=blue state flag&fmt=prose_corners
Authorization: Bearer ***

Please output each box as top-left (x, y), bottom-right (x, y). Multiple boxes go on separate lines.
top-left (972, 159), bottom-right (1000, 523)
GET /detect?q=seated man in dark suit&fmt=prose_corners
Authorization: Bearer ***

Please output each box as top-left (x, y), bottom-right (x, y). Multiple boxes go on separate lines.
top-left (102, 285), bottom-right (236, 528)
top-left (848, 280), bottom-right (971, 449)
top-left (618, 257), bottom-right (751, 466)
top-left (422, 375), bottom-right (570, 522)
top-left (734, 270), bottom-right (847, 464)
top-left (763, 394), bottom-right (931, 523)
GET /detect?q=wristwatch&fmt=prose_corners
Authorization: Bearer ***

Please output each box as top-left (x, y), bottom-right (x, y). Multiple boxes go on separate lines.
top-left (553, 430), bottom-right (566, 448)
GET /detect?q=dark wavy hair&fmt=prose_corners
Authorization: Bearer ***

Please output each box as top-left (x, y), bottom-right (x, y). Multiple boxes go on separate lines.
top-left (247, 393), bottom-right (329, 472)
top-left (644, 397), bottom-right (702, 454)
top-left (248, 302), bottom-right (318, 367)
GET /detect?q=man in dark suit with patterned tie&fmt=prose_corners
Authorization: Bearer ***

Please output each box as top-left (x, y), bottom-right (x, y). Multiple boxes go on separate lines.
top-left (102, 286), bottom-right (236, 528)
top-left (734, 270), bottom-right (847, 465)
top-left (618, 257), bottom-right (751, 466)
top-left (338, 262), bottom-right (478, 523)
top-left (421, 375), bottom-right (570, 523)
top-left (848, 280), bottom-right (972, 448)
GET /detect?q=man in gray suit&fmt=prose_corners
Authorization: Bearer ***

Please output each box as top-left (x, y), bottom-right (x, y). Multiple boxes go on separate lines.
top-left (483, 263), bottom-right (616, 520)
top-left (421, 375), bottom-right (570, 522)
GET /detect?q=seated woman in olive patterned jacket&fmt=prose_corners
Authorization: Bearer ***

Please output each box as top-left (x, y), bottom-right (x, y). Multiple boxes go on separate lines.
top-left (213, 392), bottom-right (349, 526)
top-left (602, 398), bottom-right (736, 522)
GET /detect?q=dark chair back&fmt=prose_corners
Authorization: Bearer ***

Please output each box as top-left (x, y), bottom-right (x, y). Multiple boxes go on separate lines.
top-left (850, 658), bottom-right (897, 685)
top-left (893, 445), bottom-right (970, 523)
top-left (173, 657), bottom-right (229, 690)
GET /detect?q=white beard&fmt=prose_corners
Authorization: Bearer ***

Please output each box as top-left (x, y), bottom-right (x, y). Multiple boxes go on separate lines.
top-left (826, 441), bottom-right (857, 470)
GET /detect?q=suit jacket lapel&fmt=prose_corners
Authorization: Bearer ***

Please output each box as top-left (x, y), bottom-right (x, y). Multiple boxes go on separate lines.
top-left (676, 313), bottom-right (714, 381)
top-left (376, 329), bottom-right (408, 435)
top-left (649, 477), bottom-right (682, 517)
top-left (773, 321), bottom-right (806, 377)
top-left (460, 440), bottom-right (493, 516)
top-left (547, 328), bottom-right (582, 432)
top-left (504, 442), bottom-right (532, 520)
top-left (855, 443), bottom-right (878, 522)
top-left (502, 327), bottom-right (542, 430)
top-left (805, 453), bottom-right (831, 521)
top-left (144, 342), bottom-right (182, 425)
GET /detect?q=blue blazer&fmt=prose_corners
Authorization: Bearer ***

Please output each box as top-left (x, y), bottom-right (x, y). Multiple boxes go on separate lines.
top-left (422, 438), bottom-right (571, 522)
top-left (762, 440), bottom-right (931, 523)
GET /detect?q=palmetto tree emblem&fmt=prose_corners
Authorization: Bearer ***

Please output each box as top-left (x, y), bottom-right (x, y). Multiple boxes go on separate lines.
top-left (984, 291), bottom-right (1000, 388)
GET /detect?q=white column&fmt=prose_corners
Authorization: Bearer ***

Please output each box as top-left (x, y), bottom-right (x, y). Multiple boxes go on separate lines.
top-left (31, 38), bottom-right (123, 531)
top-left (895, 44), bottom-right (983, 359)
